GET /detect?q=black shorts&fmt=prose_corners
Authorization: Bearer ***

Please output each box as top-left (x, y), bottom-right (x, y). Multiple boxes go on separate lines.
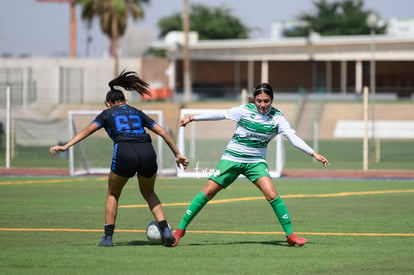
top-left (111, 142), bottom-right (158, 178)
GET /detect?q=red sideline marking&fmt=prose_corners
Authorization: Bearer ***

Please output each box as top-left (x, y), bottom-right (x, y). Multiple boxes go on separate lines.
top-left (0, 177), bottom-right (105, 185)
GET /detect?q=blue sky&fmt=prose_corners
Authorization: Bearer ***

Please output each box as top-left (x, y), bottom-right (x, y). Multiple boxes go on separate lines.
top-left (0, 0), bottom-right (413, 57)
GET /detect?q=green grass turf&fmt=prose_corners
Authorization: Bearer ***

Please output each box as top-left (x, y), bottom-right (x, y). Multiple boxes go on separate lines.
top-left (1, 139), bottom-right (413, 170)
top-left (283, 139), bottom-right (414, 170)
top-left (0, 177), bottom-right (413, 274)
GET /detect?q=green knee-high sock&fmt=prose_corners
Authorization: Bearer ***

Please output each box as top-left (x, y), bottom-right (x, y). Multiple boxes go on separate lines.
top-left (178, 191), bottom-right (209, 230)
top-left (269, 195), bottom-right (293, 237)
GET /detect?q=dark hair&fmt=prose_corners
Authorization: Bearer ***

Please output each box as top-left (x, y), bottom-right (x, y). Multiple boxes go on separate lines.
top-left (106, 70), bottom-right (151, 103)
top-left (253, 83), bottom-right (274, 101)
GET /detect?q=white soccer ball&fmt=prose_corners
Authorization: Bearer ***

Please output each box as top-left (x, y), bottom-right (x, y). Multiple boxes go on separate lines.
top-left (146, 220), bottom-right (163, 244)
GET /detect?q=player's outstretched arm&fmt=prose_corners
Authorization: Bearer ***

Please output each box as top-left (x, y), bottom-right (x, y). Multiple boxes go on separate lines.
top-left (49, 123), bottom-right (99, 156)
top-left (180, 112), bottom-right (227, 127)
top-left (150, 124), bottom-right (189, 169)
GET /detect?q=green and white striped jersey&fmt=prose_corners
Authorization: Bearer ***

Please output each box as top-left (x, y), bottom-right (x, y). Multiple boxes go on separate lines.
top-left (193, 103), bottom-right (314, 163)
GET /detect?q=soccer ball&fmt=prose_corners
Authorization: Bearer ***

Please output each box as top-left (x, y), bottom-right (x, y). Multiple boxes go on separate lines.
top-left (146, 220), bottom-right (164, 244)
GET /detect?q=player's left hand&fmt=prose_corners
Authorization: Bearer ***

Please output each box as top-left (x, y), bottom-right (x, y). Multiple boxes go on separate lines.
top-left (312, 152), bottom-right (330, 167)
top-left (176, 154), bottom-right (189, 169)
top-left (49, 145), bottom-right (66, 156)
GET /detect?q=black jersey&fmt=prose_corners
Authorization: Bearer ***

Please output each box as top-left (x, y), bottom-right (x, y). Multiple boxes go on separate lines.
top-left (93, 104), bottom-right (155, 144)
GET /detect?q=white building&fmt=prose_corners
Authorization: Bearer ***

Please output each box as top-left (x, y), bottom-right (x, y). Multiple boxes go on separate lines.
top-left (271, 17), bottom-right (414, 39)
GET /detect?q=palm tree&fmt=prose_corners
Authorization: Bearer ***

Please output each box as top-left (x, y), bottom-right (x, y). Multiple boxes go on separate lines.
top-left (77, 0), bottom-right (150, 75)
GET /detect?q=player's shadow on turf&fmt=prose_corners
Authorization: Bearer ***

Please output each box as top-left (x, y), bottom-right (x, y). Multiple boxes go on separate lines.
top-left (187, 240), bottom-right (292, 247)
top-left (116, 240), bottom-right (154, 246)
top-left (115, 240), bottom-right (181, 247)
top-left (115, 240), bottom-right (306, 247)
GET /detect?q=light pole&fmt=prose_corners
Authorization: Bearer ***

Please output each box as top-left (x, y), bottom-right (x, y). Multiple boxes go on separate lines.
top-left (166, 42), bottom-right (181, 99)
top-left (366, 12), bottom-right (379, 162)
top-left (37, 0), bottom-right (77, 58)
top-left (183, 0), bottom-right (192, 103)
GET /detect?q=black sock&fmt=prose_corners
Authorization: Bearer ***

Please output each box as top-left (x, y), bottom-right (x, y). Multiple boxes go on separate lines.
top-left (104, 224), bottom-right (115, 236)
top-left (158, 220), bottom-right (168, 232)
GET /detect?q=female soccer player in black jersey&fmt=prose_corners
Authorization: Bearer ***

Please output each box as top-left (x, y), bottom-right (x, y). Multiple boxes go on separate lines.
top-left (50, 70), bottom-right (188, 247)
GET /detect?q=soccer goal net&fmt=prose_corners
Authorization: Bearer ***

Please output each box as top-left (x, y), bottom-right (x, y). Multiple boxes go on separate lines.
top-left (68, 110), bottom-right (177, 176)
top-left (176, 108), bottom-right (285, 178)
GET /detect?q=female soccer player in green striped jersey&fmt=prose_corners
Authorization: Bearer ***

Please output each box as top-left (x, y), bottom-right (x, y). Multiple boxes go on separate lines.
top-left (172, 83), bottom-right (329, 247)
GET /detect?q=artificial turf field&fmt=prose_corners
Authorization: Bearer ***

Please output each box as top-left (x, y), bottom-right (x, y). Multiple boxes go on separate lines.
top-left (0, 176), bottom-right (413, 274)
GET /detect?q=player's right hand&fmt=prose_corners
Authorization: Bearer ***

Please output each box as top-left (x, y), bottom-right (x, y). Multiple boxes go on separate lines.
top-left (179, 117), bottom-right (192, 127)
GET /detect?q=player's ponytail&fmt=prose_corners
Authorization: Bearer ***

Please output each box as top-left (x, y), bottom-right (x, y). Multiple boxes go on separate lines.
top-left (106, 70), bottom-right (151, 103)
top-left (109, 70), bottom-right (151, 96)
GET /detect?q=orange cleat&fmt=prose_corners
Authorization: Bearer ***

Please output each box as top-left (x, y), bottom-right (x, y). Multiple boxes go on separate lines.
top-left (286, 233), bottom-right (307, 246)
top-left (171, 228), bottom-right (186, 247)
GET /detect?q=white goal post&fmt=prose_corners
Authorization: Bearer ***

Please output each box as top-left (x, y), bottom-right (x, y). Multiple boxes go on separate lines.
top-left (68, 110), bottom-right (177, 176)
top-left (176, 108), bottom-right (285, 178)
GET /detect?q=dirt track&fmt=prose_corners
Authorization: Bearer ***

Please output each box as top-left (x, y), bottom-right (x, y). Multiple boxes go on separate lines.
top-left (282, 169), bottom-right (414, 179)
top-left (1, 167), bottom-right (413, 179)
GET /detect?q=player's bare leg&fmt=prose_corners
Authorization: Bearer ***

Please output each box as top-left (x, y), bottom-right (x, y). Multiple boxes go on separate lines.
top-left (138, 174), bottom-right (175, 247)
top-left (98, 171), bottom-right (128, 247)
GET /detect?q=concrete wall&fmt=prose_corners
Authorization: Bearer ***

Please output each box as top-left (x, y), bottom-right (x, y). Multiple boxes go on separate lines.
top-left (0, 57), bottom-right (169, 106)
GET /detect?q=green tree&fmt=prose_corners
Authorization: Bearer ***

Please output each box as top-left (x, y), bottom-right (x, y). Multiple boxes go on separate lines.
top-left (157, 4), bottom-right (250, 40)
top-left (77, 0), bottom-right (150, 75)
top-left (284, 0), bottom-right (386, 37)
